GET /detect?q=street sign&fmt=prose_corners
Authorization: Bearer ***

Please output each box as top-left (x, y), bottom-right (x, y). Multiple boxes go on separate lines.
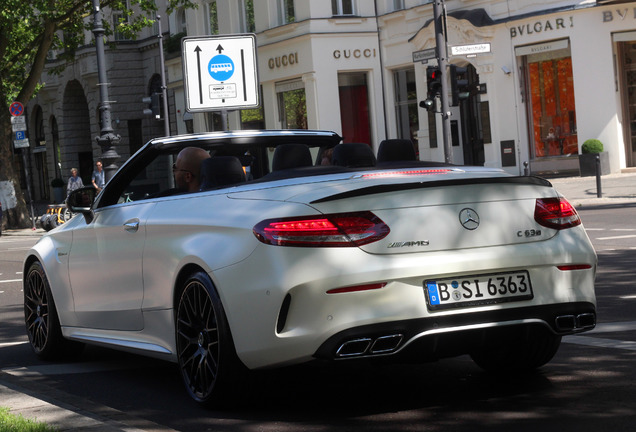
top-left (449, 43), bottom-right (491, 57)
top-left (182, 34), bottom-right (259, 112)
top-left (412, 48), bottom-right (436, 63)
top-left (13, 139), bottom-right (29, 149)
top-left (11, 115), bottom-right (26, 132)
top-left (9, 101), bottom-right (24, 117)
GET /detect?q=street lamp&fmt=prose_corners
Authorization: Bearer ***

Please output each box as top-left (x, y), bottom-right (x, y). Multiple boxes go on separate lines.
top-left (91, 0), bottom-right (121, 182)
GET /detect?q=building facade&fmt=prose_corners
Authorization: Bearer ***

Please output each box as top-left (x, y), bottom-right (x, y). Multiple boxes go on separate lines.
top-left (24, 0), bottom-right (636, 202)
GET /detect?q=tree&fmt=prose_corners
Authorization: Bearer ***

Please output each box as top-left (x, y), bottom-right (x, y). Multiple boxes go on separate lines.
top-left (0, 0), bottom-right (194, 228)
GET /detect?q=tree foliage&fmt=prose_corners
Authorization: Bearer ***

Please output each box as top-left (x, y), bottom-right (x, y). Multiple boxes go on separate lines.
top-left (0, 0), bottom-right (194, 228)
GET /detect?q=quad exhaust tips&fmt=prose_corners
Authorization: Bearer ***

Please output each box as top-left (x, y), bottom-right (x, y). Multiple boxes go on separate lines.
top-left (555, 313), bottom-right (596, 332)
top-left (335, 334), bottom-right (404, 358)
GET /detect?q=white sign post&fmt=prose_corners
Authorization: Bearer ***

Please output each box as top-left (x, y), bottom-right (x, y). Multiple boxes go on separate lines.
top-left (182, 34), bottom-right (259, 112)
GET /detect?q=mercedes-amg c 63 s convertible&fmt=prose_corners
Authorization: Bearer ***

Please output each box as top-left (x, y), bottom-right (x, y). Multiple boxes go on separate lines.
top-left (24, 130), bottom-right (597, 406)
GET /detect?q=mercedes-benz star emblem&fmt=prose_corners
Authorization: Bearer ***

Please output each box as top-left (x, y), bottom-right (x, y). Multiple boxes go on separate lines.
top-left (459, 208), bottom-right (480, 230)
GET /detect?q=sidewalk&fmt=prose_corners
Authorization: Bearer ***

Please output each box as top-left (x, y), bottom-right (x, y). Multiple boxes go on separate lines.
top-left (0, 171), bottom-right (634, 431)
top-left (546, 171), bottom-right (636, 208)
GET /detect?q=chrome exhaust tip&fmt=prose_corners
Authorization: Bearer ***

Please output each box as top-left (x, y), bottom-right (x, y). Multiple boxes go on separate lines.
top-left (336, 338), bottom-right (372, 357)
top-left (555, 313), bottom-right (596, 332)
top-left (576, 313), bottom-right (596, 329)
top-left (370, 334), bottom-right (403, 354)
top-left (555, 315), bottom-right (576, 331)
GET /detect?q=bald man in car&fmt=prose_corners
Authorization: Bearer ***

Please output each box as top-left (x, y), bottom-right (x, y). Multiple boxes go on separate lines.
top-left (173, 147), bottom-right (210, 193)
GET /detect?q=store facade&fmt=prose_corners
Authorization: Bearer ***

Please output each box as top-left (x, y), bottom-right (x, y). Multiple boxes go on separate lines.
top-left (386, 2), bottom-right (636, 175)
top-left (24, 1), bottom-right (636, 205)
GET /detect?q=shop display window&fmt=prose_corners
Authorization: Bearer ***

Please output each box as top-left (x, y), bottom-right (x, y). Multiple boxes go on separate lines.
top-left (525, 48), bottom-right (577, 159)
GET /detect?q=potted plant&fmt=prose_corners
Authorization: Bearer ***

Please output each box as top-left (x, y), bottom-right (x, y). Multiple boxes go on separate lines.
top-left (51, 178), bottom-right (65, 203)
top-left (579, 139), bottom-right (609, 177)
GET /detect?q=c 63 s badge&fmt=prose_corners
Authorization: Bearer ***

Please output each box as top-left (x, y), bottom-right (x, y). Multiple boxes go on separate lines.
top-left (388, 240), bottom-right (430, 249)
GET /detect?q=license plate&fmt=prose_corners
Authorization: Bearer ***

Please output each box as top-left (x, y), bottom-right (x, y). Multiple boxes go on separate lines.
top-left (425, 271), bottom-right (533, 311)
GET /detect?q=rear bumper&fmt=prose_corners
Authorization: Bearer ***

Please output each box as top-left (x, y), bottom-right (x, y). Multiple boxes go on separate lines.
top-left (314, 302), bottom-right (595, 361)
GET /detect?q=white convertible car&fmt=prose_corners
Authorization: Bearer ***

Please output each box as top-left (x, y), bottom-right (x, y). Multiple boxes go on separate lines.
top-left (24, 130), bottom-right (597, 406)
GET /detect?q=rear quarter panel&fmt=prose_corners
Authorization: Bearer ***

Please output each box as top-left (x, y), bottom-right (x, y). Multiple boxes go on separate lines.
top-left (140, 190), bottom-right (319, 311)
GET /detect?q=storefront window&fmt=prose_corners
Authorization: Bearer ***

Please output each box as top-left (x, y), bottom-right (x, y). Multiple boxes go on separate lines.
top-left (393, 68), bottom-right (419, 146)
top-left (618, 40), bottom-right (636, 167)
top-left (276, 80), bottom-right (307, 129)
top-left (524, 43), bottom-right (577, 159)
top-left (338, 72), bottom-right (371, 144)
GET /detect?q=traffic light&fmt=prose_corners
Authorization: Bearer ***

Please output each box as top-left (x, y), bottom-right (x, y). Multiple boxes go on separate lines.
top-left (450, 65), bottom-right (470, 106)
top-left (142, 93), bottom-right (162, 119)
top-left (426, 66), bottom-right (442, 99)
top-left (420, 66), bottom-right (441, 112)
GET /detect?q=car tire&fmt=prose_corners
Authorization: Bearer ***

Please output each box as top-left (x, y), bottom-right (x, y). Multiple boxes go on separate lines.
top-left (470, 326), bottom-right (562, 373)
top-left (24, 261), bottom-right (84, 360)
top-left (175, 271), bottom-right (246, 407)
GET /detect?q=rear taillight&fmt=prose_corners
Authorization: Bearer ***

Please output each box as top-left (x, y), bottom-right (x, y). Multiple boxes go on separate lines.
top-left (534, 197), bottom-right (581, 230)
top-left (253, 211), bottom-right (390, 247)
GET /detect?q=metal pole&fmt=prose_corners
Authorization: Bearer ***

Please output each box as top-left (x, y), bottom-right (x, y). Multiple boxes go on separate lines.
top-left (157, 16), bottom-right (170, 137)
top-left (92, 0), bottom-right (120, 183)
top-left (595, 154), bottom-right (603, 198)
top-left (432, 0), bottom-right (452, 164)
top-left (21, 150), bottom-right (36, 230)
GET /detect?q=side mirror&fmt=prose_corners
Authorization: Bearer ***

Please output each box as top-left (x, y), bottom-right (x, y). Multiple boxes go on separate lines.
top-left (67, 186), bottom-right (96, 223)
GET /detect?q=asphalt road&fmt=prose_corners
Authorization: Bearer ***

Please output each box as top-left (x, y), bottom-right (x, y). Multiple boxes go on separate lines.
top-left (1, 205), bottom-right (635, 431)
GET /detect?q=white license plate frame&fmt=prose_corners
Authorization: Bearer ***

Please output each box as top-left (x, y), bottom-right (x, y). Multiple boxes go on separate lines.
top-left (424, 270), bottom-right (533, 311)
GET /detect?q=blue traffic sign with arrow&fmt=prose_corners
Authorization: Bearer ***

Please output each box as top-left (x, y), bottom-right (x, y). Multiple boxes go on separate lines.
top-left (182, 34), bottom-right (259, 112)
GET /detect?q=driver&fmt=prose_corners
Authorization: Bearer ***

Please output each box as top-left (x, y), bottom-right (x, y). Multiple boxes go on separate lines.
top-left (173, 147), bottom-right (210, 193)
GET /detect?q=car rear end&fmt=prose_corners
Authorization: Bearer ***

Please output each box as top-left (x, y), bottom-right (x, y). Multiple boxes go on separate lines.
top-left (220, 168), bottom-right (596, 370)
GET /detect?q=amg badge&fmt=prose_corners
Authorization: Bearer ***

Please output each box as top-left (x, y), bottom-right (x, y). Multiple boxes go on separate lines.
top-left (388, 240), bottom-right (430, 248)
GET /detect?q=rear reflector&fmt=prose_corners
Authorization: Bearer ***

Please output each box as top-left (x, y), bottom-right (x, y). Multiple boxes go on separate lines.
top-left (327, 283), bottom-right (387, 294)
top-left (557, 264), bottom-right (592, 271)
top-left (253, 211), bottom-right (390, 247)
top-left (534, 197), bottom-right (581, 230)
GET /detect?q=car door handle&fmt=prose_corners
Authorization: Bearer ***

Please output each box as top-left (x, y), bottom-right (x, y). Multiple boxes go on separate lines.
top-left (124, 219), bottom-right (140, 233)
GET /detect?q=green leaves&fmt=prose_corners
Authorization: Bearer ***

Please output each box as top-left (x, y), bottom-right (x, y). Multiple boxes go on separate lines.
top-left (0, 0), bottom-right (194, 106)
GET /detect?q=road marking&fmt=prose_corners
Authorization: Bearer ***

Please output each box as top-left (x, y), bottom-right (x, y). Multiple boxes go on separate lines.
top-left (595, 234), bottom-right (636, 240)
top-left (0, 279), bottom-right (22, 284)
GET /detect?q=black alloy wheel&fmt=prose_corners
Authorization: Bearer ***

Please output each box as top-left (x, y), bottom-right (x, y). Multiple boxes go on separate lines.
top-left (24, 261), bottom-right (82, 359)
top-left (176, 271), bottom-right (243, 406)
